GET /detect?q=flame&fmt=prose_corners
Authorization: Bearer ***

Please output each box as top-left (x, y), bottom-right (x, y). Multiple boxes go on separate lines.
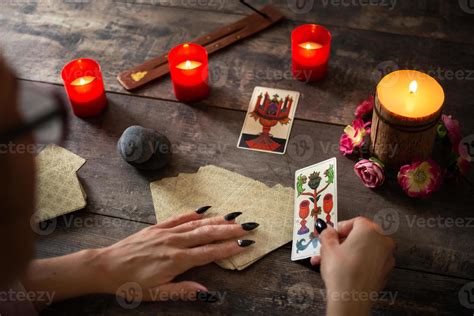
top-left (409, 80), bottom-right (418, 94)
top-left (70, 76), bottom-right (96, 86)
top-left (176, 60), bottom-right (202, 70)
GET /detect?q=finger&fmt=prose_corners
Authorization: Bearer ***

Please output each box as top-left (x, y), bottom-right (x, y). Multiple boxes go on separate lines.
top-left (174, 224), bottom-right (250, 248)
top-left (320, 225), bottom-right (340, 249)
top-left (381, 255), bottom-right (396, 290)
top-left (337, 217), bottom-right (360, 238)
top-left (186, 239), bottom-right (253, 267)
top-left (310, 256), bottom-right (321, 266)
top-left (144, 281), bottom-right (208, 301)
top-left (154, 210), bottom-right (205, 229)
top-left (169, 213), bottom-right (237, 233)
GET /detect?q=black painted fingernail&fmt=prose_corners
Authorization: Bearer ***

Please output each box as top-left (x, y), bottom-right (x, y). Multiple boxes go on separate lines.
top-left (315, 219), bottom-right (328, 235)
top-left (224, 212), bottom-right (242, 221)
top-left (237, 240), bottom-right (255, 247)
top-left (241, 222), bottom-right (259, 231)
top-left (196, 290), bottom-right (219, 303)
top-left (195, 206), bottom-right (212, 214)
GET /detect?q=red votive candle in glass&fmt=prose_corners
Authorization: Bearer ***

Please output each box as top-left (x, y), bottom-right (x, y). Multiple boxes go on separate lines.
top-left (61, 58), bottom-right (107, 118)
top-left (292, 24), bottom-right (331, 82)
top-left (168, 43), bottom-right (209, 102)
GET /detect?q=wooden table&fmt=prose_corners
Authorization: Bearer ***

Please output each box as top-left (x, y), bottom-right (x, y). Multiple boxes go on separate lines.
top-left (1, 1), bottom-right (473, 315)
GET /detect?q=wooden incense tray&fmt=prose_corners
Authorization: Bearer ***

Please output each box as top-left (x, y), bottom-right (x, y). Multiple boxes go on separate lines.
top-left (117, 5), bottom-right (284, 91)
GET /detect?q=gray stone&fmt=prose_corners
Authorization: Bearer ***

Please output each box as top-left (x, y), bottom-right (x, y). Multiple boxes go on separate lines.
top-left (117, 125), bottom-right (171, 170)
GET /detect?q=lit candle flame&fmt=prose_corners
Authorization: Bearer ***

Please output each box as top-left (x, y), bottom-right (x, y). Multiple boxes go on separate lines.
top-left (176, 60), bottom-right (202, 70)
top-left (409, 80), bottom-right (418, 94)
top-left (70, 76), bottom-right (96, 86)
top-left (298, 41), bottom-right (323, 50)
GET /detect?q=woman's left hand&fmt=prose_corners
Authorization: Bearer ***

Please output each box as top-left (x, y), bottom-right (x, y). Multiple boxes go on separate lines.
top-left (95, 210), bottom-right (255, 301)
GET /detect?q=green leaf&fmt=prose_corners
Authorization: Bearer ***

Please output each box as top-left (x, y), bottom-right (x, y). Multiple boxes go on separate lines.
top-left (309, 197), bottom-right (315, 203)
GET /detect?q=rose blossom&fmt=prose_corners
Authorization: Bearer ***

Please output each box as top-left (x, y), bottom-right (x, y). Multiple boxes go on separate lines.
top-left (339, 119), bottom-right (371, 156)
top-left (354, 159), bottom-right (385, 188)
top-left (397, 160), bottom-right (443, 198)
top-left (441, 114), bottom-right (462, 151)
top-left (355, 96), bottom-right (374, 120)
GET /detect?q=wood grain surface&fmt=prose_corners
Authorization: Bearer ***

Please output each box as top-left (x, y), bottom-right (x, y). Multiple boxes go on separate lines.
top-left (0, 1), bottom-right (473, 314)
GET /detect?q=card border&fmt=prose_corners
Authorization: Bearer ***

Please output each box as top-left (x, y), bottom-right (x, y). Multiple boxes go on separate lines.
top-left (236, 86), bottom-right (300, 155)
top-left (291, 157), bottom-right (338, 261)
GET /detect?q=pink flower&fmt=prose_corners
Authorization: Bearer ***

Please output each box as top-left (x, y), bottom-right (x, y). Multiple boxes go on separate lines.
top-left (354, 159), bottom-right (385, 188)
top-left (339, 119), bottom-right (371, 156)
top-left (457, 156), bottom-right (471, 175)
top-left (441, 114), bottom-right (462, 151)
top-left (355, 96), bottom-right (375, 120)
top-left (397, 161), bottom-right (443, 198)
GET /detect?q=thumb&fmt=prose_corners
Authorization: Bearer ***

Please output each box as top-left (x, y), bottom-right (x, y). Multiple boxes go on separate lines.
top-left (319, 225), bottom-right (340, 249)
top-left (146, 281), bottom-right (208, 301)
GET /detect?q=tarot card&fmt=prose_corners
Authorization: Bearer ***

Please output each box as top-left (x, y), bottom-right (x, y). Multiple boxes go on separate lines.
top-left (237, 86), bottom-right (300, 154)
top-left (291, 158), bottom-right (338, 261)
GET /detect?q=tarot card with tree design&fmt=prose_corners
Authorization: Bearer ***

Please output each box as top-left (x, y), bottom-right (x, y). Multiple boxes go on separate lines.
top-left (291, 158), bottom-right (338, 261)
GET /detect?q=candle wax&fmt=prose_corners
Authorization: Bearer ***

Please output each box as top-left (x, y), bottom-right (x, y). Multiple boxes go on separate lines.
top-left (377, 70), bottom-right (444, 119)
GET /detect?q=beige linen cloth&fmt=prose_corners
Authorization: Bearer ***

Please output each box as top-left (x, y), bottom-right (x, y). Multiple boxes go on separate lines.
top-left (150, 165), bottom-right (294, 270)
top-left (33, 145), bottom-right (87, 223)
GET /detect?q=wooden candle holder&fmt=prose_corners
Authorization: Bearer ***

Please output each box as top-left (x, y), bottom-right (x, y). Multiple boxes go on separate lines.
top-left (370, 94), bottom-right (443, 168)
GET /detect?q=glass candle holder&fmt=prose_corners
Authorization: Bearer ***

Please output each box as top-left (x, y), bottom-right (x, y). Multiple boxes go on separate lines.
top-left (168, 43), bottom-right (209, 102)
top-left (292, 24), bottom-right (331, 82)
top-left (61, 58), bottom-right (107, 118)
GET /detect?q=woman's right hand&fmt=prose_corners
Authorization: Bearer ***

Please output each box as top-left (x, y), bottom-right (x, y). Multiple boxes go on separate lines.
top-left (312, 217), bottom-right (396, 315)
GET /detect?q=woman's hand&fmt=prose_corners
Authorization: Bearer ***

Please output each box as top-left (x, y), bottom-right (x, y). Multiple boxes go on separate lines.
top-left (22, 208), bottom-right (258, 309)
top-left (311, 217), bottom-right (395, 315)
top-left (97, 209), bottom-right (256, 301)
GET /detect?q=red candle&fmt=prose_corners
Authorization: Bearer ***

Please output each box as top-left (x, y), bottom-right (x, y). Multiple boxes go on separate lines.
top-left (61, 58), bottom-right (107, 118)
top-left (168, 43), bottom-right (209, 102)
top-left (292, 24), bottom-right (331, 82)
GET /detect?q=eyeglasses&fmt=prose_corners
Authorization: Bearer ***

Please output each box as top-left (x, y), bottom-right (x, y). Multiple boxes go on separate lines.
top-left (0, 82), bottom-right (68, 145)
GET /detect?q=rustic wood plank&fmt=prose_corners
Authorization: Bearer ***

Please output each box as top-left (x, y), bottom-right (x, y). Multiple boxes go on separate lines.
top-left (123, 0), bottom-right (474, 44)
top-left (36, 212), bottom-right (472, 315)
top-left (21, 81), bottom-right (474, 280)
top-left (1, 2), bottom-right (474, 126)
